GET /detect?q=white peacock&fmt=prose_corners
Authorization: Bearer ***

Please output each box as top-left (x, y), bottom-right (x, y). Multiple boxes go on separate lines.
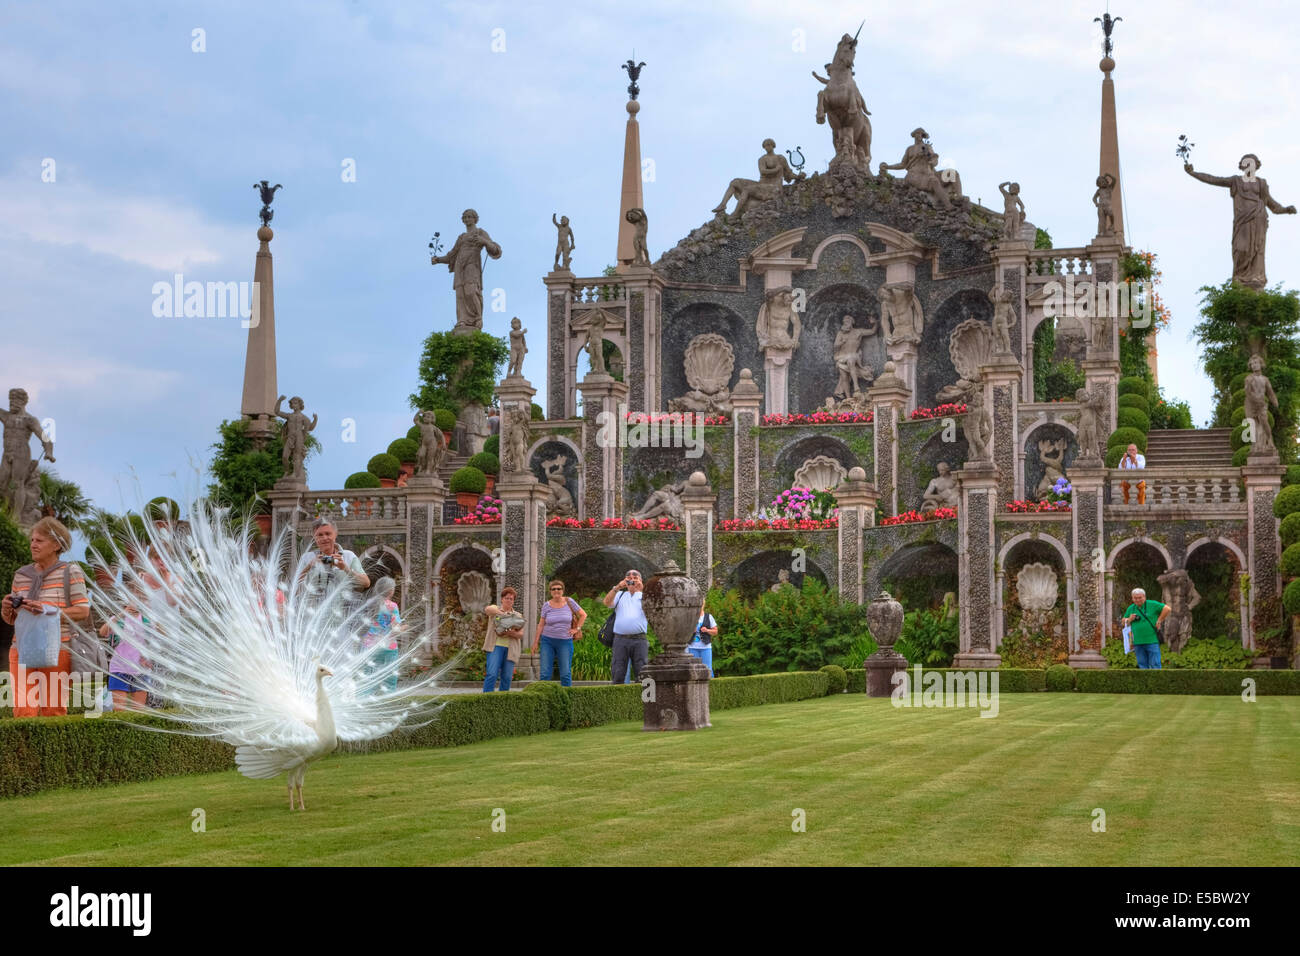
top-left (77, 499), bottom-right (451, 810)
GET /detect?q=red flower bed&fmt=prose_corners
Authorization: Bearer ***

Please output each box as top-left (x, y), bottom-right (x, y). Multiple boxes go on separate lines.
top-left (715, 517), bottom-right (839, 531)
top-left (909, 403), bottom-right (968, 420)
top-left (880, 507), bottom-right (956, 526)
top-left (1003, 499), bottom-right (1071, 513)
top-left (546, 516), bottom-right (680, 531)
top-left (762, 411), bottom-right (873, 425)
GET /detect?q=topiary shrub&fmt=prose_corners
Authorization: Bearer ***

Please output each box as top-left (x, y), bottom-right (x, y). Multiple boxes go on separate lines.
top-left (1117, 393), bottom-right (1150, 414)
top-left (345, 471), bottom-right (382, 489)
top-left (531, 402), bottom-right (545, 421)
top-left (1281, 512), bottom-right (1300, 549)
top-left (1045, 664), bottom-right (1076, 692)
top-left (1280, 542), bottom-right (1300, 580)
top-left (523, 681), bottom-right (572, 730)
top-left (1285, 465), bottom-right (1300, 486)
top-left (1273, 484), bottom-right (1300, 519)
top-left (449, 466), bottom-right (487, 495)
top-left (1229, 371), bottom-right (1247, 392)
top-left (1117, 376), bottom-right (1149, 396)
top-left (467, 452), bottom-right (500, 475)
top-left (434, 409), bottom-right (456, 432)
top-left (484, 435), bottom-right (499, 457)
top-left (1107, 427), bottom-right (1147, 454)
top-left (145, 496), bottom-right (180, 523)
top-left (1105, 444), bottom-right (1130, 467)
top-left (1145, 382), bottom-right (1161, 407)
top-left (387, 438), bottom-right (419, 462)
top-left (1116, 407), bottom-right (1151, 433)
top-left (367, 453), bottom-right (401, 480)
top-left (1232, 445), bottom-right (1252, 468)
top-left (819, 664), bottom-right (848, 694)
top-left (407, 424), bottom-right (422, 443)
top-left (1230, 389), bottom-right (1246, 411)
top-left (1284, 579), bottom-right (1300, 616)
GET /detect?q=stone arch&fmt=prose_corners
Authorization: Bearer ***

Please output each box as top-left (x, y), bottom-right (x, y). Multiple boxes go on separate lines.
top-left (1105, 536), bottom-right (1174, 572)
top-left (793, 282), bottom-right (885, 414)
top-left (1105, 537), bottom-right (1172, 642)
top-left (773, 435), bottom-right (860, 491)
top-left (807, 233), bottom-right (873, 269)
top-left (1021, 421), bottom-right (1080, 502)
top-left (1184, 537), bottom-right (1249, 646)
top-left (725, 548), bottom-right (830, 601)
top-left (996, 532), bottom-right (1076, 651)
top-left (551, 546), bottom-right (659, 599)
top-left (921, 287), bottom-right (994, 409)
top-left (528, 435), bottom-right (583, 519)
top-left (430, 542), bottom-right (498, 653)
top-left (360, 544), bottom-right (407, 604)
top-left (875, 542), bottom-right (959, 611)
top-left (908, 430), bottom-right (969, 513)
top-left (661, 302), bottom-right (747, 407)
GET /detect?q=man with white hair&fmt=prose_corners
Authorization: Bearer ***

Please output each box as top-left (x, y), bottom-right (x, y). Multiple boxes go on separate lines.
top-left (1121, 587), bottom-right (1170, 669)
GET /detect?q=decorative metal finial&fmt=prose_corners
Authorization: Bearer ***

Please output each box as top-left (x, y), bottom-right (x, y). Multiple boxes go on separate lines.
top-left (786, 146), bottom-right (805, 173)
top-left (622, 58), bottom-right (646, 100)
top-left (428, 232), bottom-right (443, 257)
top-left (254, 180), bottom-right (282, 226)
top-left (1175, 134), bottom-right (1195, 164)
top-left (1094, 12), bottom-right (1121, 57)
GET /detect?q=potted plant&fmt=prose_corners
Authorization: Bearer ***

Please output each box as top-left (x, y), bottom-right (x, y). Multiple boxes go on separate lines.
top-left (449, 465), bottom-right (487, 509)
top-left (434, 409), bottom-right (456, 448)
top-left (388, 438), bottom-right (420, 485)
top-left (468, 452), bottom-right (500, 495)
top-left (252, 494), bottom-right (273, 538)
top-left (345, 471), bottom-right (382, 517)
top-left (366, 452), bottom-right (401, 488)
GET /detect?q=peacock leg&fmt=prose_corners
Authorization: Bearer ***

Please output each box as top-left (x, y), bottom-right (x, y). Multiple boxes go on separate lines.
top-left (288, 779), bottom-right (296, 810)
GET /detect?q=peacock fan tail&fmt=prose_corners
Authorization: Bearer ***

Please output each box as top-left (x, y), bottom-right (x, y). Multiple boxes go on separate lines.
top-left (71, 495), bottom-right (459, 779)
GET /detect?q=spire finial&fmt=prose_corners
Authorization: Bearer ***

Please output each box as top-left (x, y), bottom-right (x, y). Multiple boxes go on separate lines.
top-left (621, 58), bottom-right (646, 101)
top-left (1093, 12), bottom-right (1121, 58)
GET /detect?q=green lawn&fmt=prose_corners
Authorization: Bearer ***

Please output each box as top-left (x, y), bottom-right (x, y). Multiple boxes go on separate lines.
top-left (3, 694), bottom-right (1297, 865)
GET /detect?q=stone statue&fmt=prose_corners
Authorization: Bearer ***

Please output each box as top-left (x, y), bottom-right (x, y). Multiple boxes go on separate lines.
top-left (0, 387), bottom-right (52, 526)
top-left (921, 462), bottom-right (959, 511)
top-left (626, 208), bottom-right (650, 266)
top-left (1243, 354), bottom-right (1280, 455)
top-left (999, 181), bottom-right (1025, 240)
top-left (578, 309), bottom-right (607, 377)
top-left (713, 139), bottom-right (807, 217)
top-left (962, 377), bottom-right (993, 463)
top-left (1093, 173), bottom-right (1116, 238)
top-left (1184, 155), bottom-right (1296, 289)
top-left (877, 284), bottom-right (922, 346)
top-left (461, 401), bottom-right (491, 456)
top-left (989, 285), bottom-right (1014, 356)
top-left (274, 395), bottom-right (317, 483)
top-left (504, 403), bottom-right (531, 475)
top-left (413, 409), bottom-right (448, 478)
top-left (541, 454), bottom-right (575, 516)
top-left (629, 480), bottom-right (686, 523)
top-left (669, 334), bottom-right (734, 414)
top-left (769, 568), bottom-right (794, 593)
top-left (1091, 311), bottom-right (1111, 352)
top-left (936, 376), bottom-right (974, 405)
top-left (833, 316), bottom-right (874, 398)
top-left (431, 208), bottom-right (503, 332)
top-left (551, 213), bottom-right (575, 270)
top-left (756, 286), bottom-right (802, 351)
top-left (507, 317), bottom-right (528, 377)
top-left (812, 31), bottom-right (872, 169)
top-left (1157, 568), bottom-right (1201, 653)
top-left (1034, 438), bottom-right (1068, 499)
top-left (1075, 386), bottom-right (1103, 460)
top-left (880, 128), bottom-right (952, 209)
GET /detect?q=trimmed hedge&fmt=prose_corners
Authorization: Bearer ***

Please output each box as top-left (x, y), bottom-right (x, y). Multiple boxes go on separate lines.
top-left (434, 409), bottom-right (457, 432)
top-left (845, 668), bottom-right (866, 694)
top-left (367, 453), bottom-right (401, 480)
top-left (819, 664), bottom-right (848, 694)
top-left (1285, 465), bottom-right (1300, 486)
top-left (1280, 543), bottom-right (1300, 579)
top-left (1045, 664), bottom-right (1076, 691)
top-left (1283, 578), bottom-right (1300, 617)
top-left (899, 668), bottom-right (1047, 692)
top-left (407, 424), bottom-right (422, 443)
top-left (567, 685), bottom-right (643, 727)
top-left (1117, 376), bottom-right (1149, 396)
top-left (467, 451), bottom-right (500, 476)
top-left (344, 471), bottom-right (382, 489)
top-left (1282, 512), bottom-right (1300, 549)
top-left (1232, 445), bottom-right (1252, 468)
top-left (1117, 393), bottom-right (1150, 414)
top-left (1273, 484), bottom-right (1300, 519)
top-left (484, 435), bottom-right (499, 457)
top-left (1116, 407), bottom-right (1151, 433)
top-left (524, 680), bottom-right (572, 729)
top-left (448, 466), bottom-right (486, 495)
top-left (1074, 669), bottom-right (1300, 695)
top-left (387, 437), bottom-right (419, 462)
top-left (1105, 444), bottom-right (1129, 468)
top-left (1107, 427), bottom-right (1147, 454)
top-left (710, 672), bottom-right (830, 709)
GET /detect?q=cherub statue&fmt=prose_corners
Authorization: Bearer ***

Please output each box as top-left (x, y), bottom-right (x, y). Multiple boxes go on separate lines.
top-left (1075, 386), bottom-right (1104, 460)
top-left (274, 395), bottom-right (317, 482)
top-left (626, 208), bottom-right (650, 266)
top-left (580, 310), bottom-right (606, 377)
top-left (552, 213), bottom-right (574, 271)
top-left (1093, 173), bottom-right (1116, 237)
top-left (413, 409), bottom-right (448, 478)
top-left (999, 181), bottom-right (1025, 240)
top-left (504, 403), bottom-right (531, 475)
top-left (508, 317), bottom-right (528, 377)
top-left (989, 285), bottom-right (1014, 355)
top-left (921, 462), bottom-right (959, 511)
top-left (1243, 354), bottom-right (1280, 455)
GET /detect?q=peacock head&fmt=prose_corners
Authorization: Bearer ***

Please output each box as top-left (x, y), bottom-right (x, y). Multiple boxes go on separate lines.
top-left (315, 663), bottom-right (333, 679)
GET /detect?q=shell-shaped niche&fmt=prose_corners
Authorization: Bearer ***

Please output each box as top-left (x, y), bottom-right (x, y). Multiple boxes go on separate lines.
top-left (1016, 562), bottom-right (1058, 612)
top-left (456, 570), bottom-right (492, 616)
top-left (949, 318), bottom-right (994, 382)
top-left (683, 333), bottom-right (735, 393)
top-left (793, 455), bottom-right (847, 492)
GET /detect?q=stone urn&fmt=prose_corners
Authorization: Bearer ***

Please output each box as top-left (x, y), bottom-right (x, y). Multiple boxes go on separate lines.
top-left (864, 590), bottom-right (907, 697)
top-left (640, 560), bottom-right (712, 730)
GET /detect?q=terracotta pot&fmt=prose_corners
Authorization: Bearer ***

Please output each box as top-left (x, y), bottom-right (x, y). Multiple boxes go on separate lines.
top-left (484, 474), bottom-right (496, 495)
top-left (456, 491), bottom-right (481, 509)
top-left (399, 461), bottom-right (415, 480)
top-left (442, 430), bottom-right (454, 447)
top-left (379, 478), bottom-right (397, 488)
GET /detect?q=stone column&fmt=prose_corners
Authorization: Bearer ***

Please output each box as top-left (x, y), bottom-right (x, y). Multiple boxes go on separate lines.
top-left (1068, 460), bottom-right (1107, 668)
top-left (835, 466), bottom-right (878, 604)
top-left (620, 265), bottom-right (661, 412)
top-left (884, 342), bottom-right (919, 416)
top-left (991, 244), bottom-right (1030, 365)
top-left (404, 477), bottom-right (446, 658)
top-left (543, 272), bottom-right (574, 418)
top-left (578, 372), bottom-right (628, 520)
top-left (868, 362), bottom-right (910, 517)
top-left (268, 487), bottom-right (303, 574)
top-left (953, 463), bottom-right (1000, 668)
top-left (980, 357), bottom-right (1023, 508)
top-left (761, 347), bottom-right (793, 417)
top-left (681, 471), bottom-right (715, 596)
top-left (496, 374), bottom-right (545, 679)
top-left (730, 369), bottom-right (762, 519)
top-left (1243, 458), bottom-right (1285, 651)
top-left (1084, 239), bottom-right (1124, 434)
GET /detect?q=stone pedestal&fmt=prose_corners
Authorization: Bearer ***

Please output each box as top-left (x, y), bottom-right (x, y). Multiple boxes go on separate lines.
top-left (730, 369), bottom-right (762, 518)
top-left (680, 472), bottom-right (715, 595)
top-left (835, 467), bottom-right (878, 604)
top-left (640, 560), bottom-right (711, 730)
top-left (1069, 460), bottom-right (1107, 667)
top-left (884, 342), bottom-right (919, 415)
top-left (268, 487), bottom-right (304, 574)
top-left (866, 652), bottom-right (908, 697)
top-left (762, 347), bottom-right (793, 417)
top-left (1243, 458), bottom-right (1285, 651)
top-left (405, 479), bottom-right (447, 661)
top-left (953, 463), bottom-right (1001, 668)
top-left (864, 592), bottom-right (907, 697)
top-left (869, 364), bottom-right (911, 517)
top-left (981, 356), bottom-right (1023, 508)
top-left (578, 372), bottom-right (627, 520)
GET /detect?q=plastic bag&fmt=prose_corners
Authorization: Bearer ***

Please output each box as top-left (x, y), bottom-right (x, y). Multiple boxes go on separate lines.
top-left (15, 608), bottom-right (61, 668)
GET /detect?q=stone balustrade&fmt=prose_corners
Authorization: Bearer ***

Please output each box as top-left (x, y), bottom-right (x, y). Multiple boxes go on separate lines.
top-left (568, 275), bottom-right (628, 304)
top-left (300, 488), bottom-right (410, 529)
top-left (1027, 247), bottom-right (1093, 279)
top-left (1105, 467), bottom-right (1245, 512)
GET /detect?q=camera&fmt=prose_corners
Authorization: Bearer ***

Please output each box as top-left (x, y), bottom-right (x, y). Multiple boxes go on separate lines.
top-left (320, 554), bottom-right (336, 569)
top-left (9, 595), bottom-right (23, 610)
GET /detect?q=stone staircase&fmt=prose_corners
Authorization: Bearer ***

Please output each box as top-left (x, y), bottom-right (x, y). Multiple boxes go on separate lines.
top-left (1143, 429), bottom-right (1235, 468)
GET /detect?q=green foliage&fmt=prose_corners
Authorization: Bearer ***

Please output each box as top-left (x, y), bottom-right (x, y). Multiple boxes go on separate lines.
top-left (387, 438), bottom-right (419, 462)
top-left (1231, 445), bottom-right (1252, 468)
top-left (1034, 227), bottom-right (1053, 249)
top-left (1286, 466), bottom-right (1300, 486)
top-left (1116, 407), bottom-right (1151, 433)
top-left (570, 597), bottom-right (662, 680)
top-left (434, 409), bottom-right (457, 432)
top-left (1031, 317), bottom-right (1056, 402)
top-left (830, 631), bottom-right (879, 669)
top-left (37, 469), bottom-right (93, 530)
top-left (144, 496), bottom-right (180, 523)
top-left (1118, 377), bottom-right (1150, 396)
top-left (997, 629), bottom-right (1057, 668)
top-left (484, 435), bottom-right (499, 457)
top-left (1107, 427), bottom-right (1147, 453)
top-left (567, 685), bottom-right (643, 727)
top-left (894, 606), bottom-right (960, 667)
top-left (1045, 664), bottom-right (1076, 691)
top-left (1042, 358), bottom-right (1087, 403)
top-left (448, 466), bottom-right (486, 494)
top-left (409, 330), bottom-right (508, 414)
top-left (85, 534), bottom-right (114, 568)
top-left (407, 424), bottom-right (422, 443)
top-left (344, 471), bottom-right (382, 490)
top-left (1148, 393), bottom-right (1194, 430)
top-left (1168, 637), bottom-right (1258, 670)
top-left (1284, 578), bottom-right (1300, 616)
top-left (1117, 393), bottom-right (1150, 414)
top-left (916, 668), bottom-right (1046, 691)
top-left (845, 668), bottom-right (865, 693)
top-left (1281, 513), bottom-right (1300, 549)
top-left (819, 664), bottom-right (848, 694)
top-left (367, 453), bottom-right (401, 480)
top-left (523, 681), bottom-right (572, 729)
top-left (531, 403), bottom-right (545, 421)
top-left (1280, 543), bottom-right (1300, 579)
top-left (208, 418), bottom-right (317, 516)
top-left (1273, 485), bottom-right (1300, 518)
top-left (1075, 669), bottom-right (1300, 694)
top-left (708, 672), bottom-right (830, 709)
top-left (1188, 556), bottom-right (1239, 642)
top-left (467, 452), bottom-right (500, 475)
top-left (0, 508), bottom-right (31, 594)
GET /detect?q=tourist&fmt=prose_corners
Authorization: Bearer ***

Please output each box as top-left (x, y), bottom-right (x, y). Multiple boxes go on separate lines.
top-left (2, 517), bottom-right (91, 716)
top-left (1121, 587), bottom-right (1170, 669)
top-left (686, 599), bottom-right (717, 677)
top-left (296, 517), bottom-right (370, 598)
top-left (603, 569), bottom-right (648, 684)
top-left (1119, 443), bottom-right (1146, 505)
top-left (362, 577), bottom-right (401, 694)
top-left (482, 587), bottom-right (525, 692)
top-left (101, 588), bottom-right (149, 710)
top-left (536, 579), bottom-right (586, 687)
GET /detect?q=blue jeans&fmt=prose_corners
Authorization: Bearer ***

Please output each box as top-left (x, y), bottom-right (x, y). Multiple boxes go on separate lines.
top-left (687, 645), bottom-right (713, 677)
top-left (1134, 642), bottom-right (1162, 669)
top-left (537, 636), bottom-right (574, 687)
top-left (365, 646), bottom-right (399, 694)
top-left (483, 645), bottom-right (516, 692)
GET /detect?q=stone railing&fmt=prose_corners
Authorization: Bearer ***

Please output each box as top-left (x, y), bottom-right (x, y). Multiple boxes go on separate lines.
top-left (1105, 467), bottom-right (1245, 513)
top-left (1027, 248), bottom-right (1093, 279)
top-left (299, 489), bottom-right (411, 529)
top-left (568, 275), bottom-right (628, 305)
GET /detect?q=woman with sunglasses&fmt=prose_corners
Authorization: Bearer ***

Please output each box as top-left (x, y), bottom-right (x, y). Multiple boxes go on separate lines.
top-left (535, 580), bottom-right (586, 687)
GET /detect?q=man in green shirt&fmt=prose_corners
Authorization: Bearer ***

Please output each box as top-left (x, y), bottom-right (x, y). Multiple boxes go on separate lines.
top-left (1121, 587), bottom-right (1170, 669)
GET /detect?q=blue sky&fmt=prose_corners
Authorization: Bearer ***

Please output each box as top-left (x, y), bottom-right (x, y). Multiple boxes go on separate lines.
top-left (3, 0), bottom-right (1299, 549)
